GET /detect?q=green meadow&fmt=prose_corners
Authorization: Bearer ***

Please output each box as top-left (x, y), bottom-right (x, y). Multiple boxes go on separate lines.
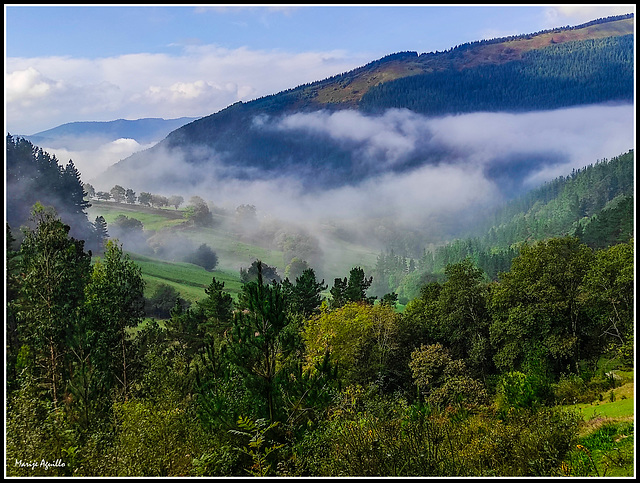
top-left (87, 199), bottom-right (379, 306)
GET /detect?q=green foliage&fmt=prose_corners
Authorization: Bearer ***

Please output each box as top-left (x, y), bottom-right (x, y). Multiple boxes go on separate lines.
top-left (552, 373), bottom-right (591, 405)
top-left (228, 261), bottom-right (297, 422)
top-left (229, 416), bottom-right (286, 476)
top-left (184, 243), bottom-right (218, 271)
top-left (6, 371), bottom-right (77, 476)
top-left (197, 276), bottom-right (235, 334)
top-left (164, 303), bottom-right (208, 361)
top-left (410, 343), bottom-right (489, 408)
top-left (489, 236), bottom-right (595, 375)
top-left (111, 398), bottom-right (200, 476)
top-left (144, 283), bottom-right (188, 319)
top-left (564, 422), bottom-right (635, 477)
top-left (580, 195), bottom-right (634, 248)
top-left (329, 266), bottom-right (375, 308)
top-left (495, 371), bottom-right (536, 413)
top-left (184, 196), bottom-right (214, 227)
top-left (84, 240), bottom-right (145, 398)
top-left (92, 215), bottom-right (108, 253)
top-left (282, 267), bottom-right (327, 318)
top-left (360, 35), bottom-right (633, 114)
top-left (304, 302), bottom-right (403, 388)
top-left (295, 392), bottom-right (582, 476)
top-left (15, 204), bottom-right (92, 407)
top-left (240, 259), bottom-right (281, 284)
top-left (580, 239), bottom-right (634, 360)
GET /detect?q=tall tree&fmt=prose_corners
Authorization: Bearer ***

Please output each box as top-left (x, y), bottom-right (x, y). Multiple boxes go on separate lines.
top-left (125, 188), bottom-right (137, 204)
top-left (92, 215), bottom-right (109, 253)
top-left (329, 266), bottom-right (375, 308)
top-left (197, 277), bottom-right (234, 336)
top-left (282, 268), bottom-right (327, 318)
top-left (228, 261), bottom-right (294, 423)
top-left (14, 203), bottom-right (92, 409)
top-left (84, 240), bottom-right (145, 400)
top-left (168, 195), bottom-right (184, 210)
top-left (489, 236), bottom-right (594, 376)
top-left (581, 239), bottom-right (634, 362)
top-left (436, 259), bottom-right (492, 378)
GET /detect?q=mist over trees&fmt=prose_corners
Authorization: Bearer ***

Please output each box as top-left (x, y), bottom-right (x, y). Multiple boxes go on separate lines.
top-left (6, 135), bottom-right (96, 250)
top-left (4, 14), bottom-right (635, 476)
top-left (8, 207), bottom-right (632, 476)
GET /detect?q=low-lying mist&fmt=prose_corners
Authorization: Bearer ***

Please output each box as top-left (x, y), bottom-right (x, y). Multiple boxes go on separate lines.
top-left (90, 102), bottom-right (634, 277)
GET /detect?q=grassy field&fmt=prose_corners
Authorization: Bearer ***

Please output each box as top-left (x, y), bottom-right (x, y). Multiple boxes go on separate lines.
top-left (128, 252), bottom-right (244, 302)
top-left (88, 200), bottom-right (263, 302)
top-left (87, 200), bottom-right (187, 231)
top-left (564, 377), bottom-right (635, 477)
top-left (87, 199), bottom-right (379, 305)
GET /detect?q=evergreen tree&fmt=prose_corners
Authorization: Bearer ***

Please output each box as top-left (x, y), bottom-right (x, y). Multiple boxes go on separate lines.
top-left (330, 266), bottom-right (375, 309)
top-left (92, 215), bottom-right (109, 253)
top-left (14, 203), bottom-right (92, 409)
top-left (229, 261), bottom-right (295, 423)
top-left (283, 268), bottom-right (327, 318)
top-left (197, 277), bottom-right (235, 335)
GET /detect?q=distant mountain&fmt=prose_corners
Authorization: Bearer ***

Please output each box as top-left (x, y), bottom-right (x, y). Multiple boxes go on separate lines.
top-left (24, 117), bottom-right (199, 150)
top-left (101, 14), bottom-right (633, 196)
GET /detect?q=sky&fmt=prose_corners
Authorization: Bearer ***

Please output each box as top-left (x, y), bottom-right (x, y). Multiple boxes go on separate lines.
top-left (5, 4), bottom-right (636, 136)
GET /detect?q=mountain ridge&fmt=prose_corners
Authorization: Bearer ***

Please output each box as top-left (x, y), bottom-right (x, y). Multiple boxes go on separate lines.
top-left (23, 116), bottom-right (200, 148)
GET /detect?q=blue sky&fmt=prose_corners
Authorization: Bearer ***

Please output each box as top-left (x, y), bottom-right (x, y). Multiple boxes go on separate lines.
top-left (5, 4), bottom-right (635, 135)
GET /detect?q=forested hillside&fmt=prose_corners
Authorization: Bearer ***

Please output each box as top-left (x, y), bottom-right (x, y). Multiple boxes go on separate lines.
top-left (360, 35), bottom-right (633, 114)
top-left (382, 150), bottom-right (634, 302)
top-left (103, 15), bottom-right (634, 192)
top-left (5, 135), bottom-right (99, 250)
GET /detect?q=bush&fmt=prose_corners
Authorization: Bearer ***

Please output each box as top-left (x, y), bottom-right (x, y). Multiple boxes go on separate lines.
top-left (290, 395), bottom-right (581, 477)
top-left (552, 373), bottom-right (594, 405)
top-left (184, 244), bottom-right (218, 271)
top-left (495, 371), bottom-right (535, 414)
top-left (111, 399), bottom-right (203, 476)
top-left (145, 284), bottom-right (189, 319)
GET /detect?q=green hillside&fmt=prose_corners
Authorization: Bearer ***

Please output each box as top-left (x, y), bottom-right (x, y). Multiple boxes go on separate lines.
top-left (387, 150), bottom-right (634, 301)
top-left (86, 200), bottom-right (379, 306)
top-left (108, 14), bottom-right (634, 193)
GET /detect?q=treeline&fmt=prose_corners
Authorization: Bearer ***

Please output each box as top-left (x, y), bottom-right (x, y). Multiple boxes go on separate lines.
top-left (359, 35), bottom-right (633, 114)
top-left (387, 150), bottom-right (634, 301)
top-left (431, 13), bottom-right (634, 53)
top-left (83, 183), bottom-right (185, 210)
top-left (6, 203), bottom-right (634, 475)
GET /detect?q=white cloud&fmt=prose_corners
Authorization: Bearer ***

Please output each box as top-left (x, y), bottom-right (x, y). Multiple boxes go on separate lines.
top-left (6, 45), bottom-right (370, 135)
top-left (39, 138), bottom-right (155, 181)
top-left (543, 5), bottom-right (635, 27)
top-left (5, 67), bottom-right (58, 102)
top-left (274, 109), bottom-right (433, 168)
top-left (95, 103), bottom-right (633, 239)
top-left (271, 103), bottom-right (634, 176)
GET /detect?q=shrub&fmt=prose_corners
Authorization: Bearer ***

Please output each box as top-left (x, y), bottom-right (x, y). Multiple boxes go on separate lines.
top-left (552, 373), bottom-right (594, 405)
top-left (495, 371), bottom-right (535, 414)
top-left (145, 284), bottom-right (189, 319)
top-left (184, 244), bottom-right (218, 271)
